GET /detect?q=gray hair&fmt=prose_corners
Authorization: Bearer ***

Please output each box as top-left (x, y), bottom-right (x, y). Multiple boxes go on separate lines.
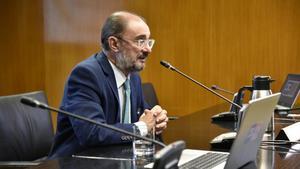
top-left (100, 11), bottom-right (145, 51)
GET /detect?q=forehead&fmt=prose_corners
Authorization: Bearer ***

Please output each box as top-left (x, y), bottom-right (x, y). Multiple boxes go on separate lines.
top-left (122, 19), bottom-right (150, 39)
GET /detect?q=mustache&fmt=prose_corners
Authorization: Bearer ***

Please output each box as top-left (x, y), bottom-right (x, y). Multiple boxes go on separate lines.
top-left (139, 53), bottom-right (149, 59)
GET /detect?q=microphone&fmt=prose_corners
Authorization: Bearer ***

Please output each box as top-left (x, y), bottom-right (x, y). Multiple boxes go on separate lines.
top-left (20, 96), bottom-right (48, 108)
top-left (160, 60), bottom-right (241, 109)
top-left (160, 61), bottom-right (175, 71)
top-left (20, 96), bottom-right (166, 148)
top-left (211, 85), bottom-right (235, 95)
top-left (160, 60), bottom-right (241, 149)
top-left (21, 97), bottom-right (187, 168)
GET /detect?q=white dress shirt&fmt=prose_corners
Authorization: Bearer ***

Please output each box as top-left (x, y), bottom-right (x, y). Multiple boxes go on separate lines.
top-left (108, 60), bottom-right (148, 136)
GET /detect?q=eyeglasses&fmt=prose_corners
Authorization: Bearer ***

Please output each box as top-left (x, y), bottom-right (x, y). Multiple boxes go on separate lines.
top-left (117, 37), bottom-right (155, 49)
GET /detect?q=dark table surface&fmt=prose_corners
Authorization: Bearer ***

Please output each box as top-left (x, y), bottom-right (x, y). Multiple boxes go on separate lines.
top-left (1, 103), bottom-right (300, 169)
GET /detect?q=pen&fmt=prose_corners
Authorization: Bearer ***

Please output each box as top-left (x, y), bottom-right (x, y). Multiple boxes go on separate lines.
top-left (168, 116), bottom-right (179, 120)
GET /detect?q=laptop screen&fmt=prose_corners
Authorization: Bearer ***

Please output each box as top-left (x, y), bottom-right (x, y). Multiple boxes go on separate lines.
top-left (277, 74), bottom-right (300, 108)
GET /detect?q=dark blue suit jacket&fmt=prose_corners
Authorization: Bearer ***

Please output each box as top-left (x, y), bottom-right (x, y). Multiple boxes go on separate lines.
top-left (49, 52), bottom-right (148, 158)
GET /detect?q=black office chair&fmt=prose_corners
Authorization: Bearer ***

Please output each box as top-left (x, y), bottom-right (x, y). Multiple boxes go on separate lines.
top-left (142, 82), bottom-right (159, 108)
top-left (0, 91), bottom-right (54, 162)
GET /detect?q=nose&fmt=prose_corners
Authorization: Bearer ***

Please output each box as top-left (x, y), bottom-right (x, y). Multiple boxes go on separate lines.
top-left (142, 44), bottom-right (152, 53)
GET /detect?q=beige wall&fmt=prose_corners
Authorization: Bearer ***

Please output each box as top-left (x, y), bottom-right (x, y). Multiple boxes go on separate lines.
top-left (125, 0), bottom-right (300, 116)
top-left (1, 0), bottom-right (299, 129)
top-left (0, 0), bottom-right (45, 95)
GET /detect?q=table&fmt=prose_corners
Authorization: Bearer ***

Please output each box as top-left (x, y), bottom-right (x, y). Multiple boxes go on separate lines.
top-left (2, 103), bottom-right (300, 169)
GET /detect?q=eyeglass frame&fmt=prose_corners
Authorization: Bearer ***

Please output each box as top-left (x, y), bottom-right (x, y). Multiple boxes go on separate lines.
top-left (116, 36), bottom-right (155, 49)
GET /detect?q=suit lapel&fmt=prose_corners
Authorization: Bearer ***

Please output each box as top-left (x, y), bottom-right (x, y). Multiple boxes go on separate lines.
top-left (96, 52), bottom-right (120, 119)
top-left (96, 52), bottom-right (140, 123)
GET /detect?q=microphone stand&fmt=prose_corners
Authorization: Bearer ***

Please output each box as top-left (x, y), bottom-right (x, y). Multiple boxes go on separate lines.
top-left (160, 60), bottom-right (242, 149)
top-left (211, 85), bottom-right (235, 95)
top-left (211, 85), bottom-right (239, 122)
top-left (160, 60), bottom-right (242, 110)
top-left (21, 97), bottom-right (188, 168)
top-left (20, 96), bottom-right (166, 147)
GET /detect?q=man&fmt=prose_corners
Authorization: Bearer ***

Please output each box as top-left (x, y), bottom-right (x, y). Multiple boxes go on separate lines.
top-left (49, 11), bottom-right (168, 158)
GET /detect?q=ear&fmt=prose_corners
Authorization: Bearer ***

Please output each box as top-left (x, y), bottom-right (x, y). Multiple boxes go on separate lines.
top-left (108, 36), bottom-right (120, 52)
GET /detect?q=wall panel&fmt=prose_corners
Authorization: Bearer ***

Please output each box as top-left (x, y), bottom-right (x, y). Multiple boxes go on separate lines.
top-left (125, 0), bottom-right (300, 116)
top-left (0, 0), bottom-right (299, 130)
top-left (0, 0), bottom-right (45, 95)
top-left (43, 0), bottom-right (125, 127)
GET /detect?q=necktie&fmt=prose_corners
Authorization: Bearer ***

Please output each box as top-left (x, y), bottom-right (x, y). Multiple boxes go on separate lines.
top-left (123, 78), bottom-right (131, 123)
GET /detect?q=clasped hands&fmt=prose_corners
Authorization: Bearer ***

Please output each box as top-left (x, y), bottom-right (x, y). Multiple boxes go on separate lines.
top-left (139, 105), bottom-right (168, 135)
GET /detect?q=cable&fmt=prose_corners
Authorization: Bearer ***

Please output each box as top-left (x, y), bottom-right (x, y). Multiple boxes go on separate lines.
top-left (275, 122), bottom-right (299, 125)
top-left (262, 140), bottom-right (300, 145)
top-left (260, 145), bottom-right (300, 154)
top-left (261, 140), bottom-right (300, 154)
top-left (274, 118), bottom-right (300, 122)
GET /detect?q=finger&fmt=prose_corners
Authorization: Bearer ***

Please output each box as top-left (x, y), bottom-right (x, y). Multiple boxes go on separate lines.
top-left (163, 109), bottom-right (167, 115)
top-left (155, 122), bottom-right (167, 130)
top-left (145, 110), bottom-right (156, 119)
top-left (156, 114), bottom-right (166, 123)
top-left (165, 116), bottom-right (169, 123)
top-left (159, 116), bottom-right (169, 124)
top-left (158, 109), bottom-right (167, 117)
top-left (155, 124), bottom-right (167, 135)
top-left (151, 105), bottom-right (162, 116)
top-left (151, 105), bottom-right (162, 112)
top-left (144, 109), bottom-right (151, 114)
top-left (156, 110), bottom-right (167, 123)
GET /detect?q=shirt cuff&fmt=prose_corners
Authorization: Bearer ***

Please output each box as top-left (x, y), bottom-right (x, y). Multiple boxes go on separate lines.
top-left (134, 121), bottom-right (148, 136)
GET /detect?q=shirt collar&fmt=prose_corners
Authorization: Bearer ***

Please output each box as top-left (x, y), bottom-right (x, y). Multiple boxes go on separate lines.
top-left (108, 60), bottom-right (130, 89)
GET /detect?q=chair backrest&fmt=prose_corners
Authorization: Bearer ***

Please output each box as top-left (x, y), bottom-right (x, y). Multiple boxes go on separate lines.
top-left (142, 82), bottom-right (159, 108)
top-left (0, 91), bottom-right (54, 161)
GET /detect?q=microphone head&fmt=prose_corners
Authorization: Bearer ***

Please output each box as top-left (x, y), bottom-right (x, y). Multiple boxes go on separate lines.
top-left (211, 85), bottom-right (218, 90)
top-left (20, 97), bottom-right (39, 107)
top-left (21, 97), bottom-right (48, 109)
top-left (160, 60), bottom-right (175, 70)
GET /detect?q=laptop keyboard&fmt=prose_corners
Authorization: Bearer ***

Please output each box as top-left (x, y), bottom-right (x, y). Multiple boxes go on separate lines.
top-left (179, 152), bottom-right (229, 169)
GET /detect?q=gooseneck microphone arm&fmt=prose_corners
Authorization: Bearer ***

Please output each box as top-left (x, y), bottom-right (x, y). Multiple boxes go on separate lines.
top-left (20, 97), bottom-right (166, 148)
top-left (160, 60), bottom-right (242, 109)
top-left (211, 85), bottom-right (235, 95)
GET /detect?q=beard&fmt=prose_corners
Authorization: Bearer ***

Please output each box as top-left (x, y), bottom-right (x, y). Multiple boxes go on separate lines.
top-left (115, 52), bottom-right (146, 73)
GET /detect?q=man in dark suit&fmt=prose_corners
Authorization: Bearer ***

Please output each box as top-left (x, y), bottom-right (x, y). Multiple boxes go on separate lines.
top-left (49, 11), bottom-right (168, 158)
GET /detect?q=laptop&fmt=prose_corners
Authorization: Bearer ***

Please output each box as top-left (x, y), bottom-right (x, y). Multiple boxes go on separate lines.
top-left (147, 93), bottom-right (281, 169)
top-left (276, 74), bottom-right (300, 110)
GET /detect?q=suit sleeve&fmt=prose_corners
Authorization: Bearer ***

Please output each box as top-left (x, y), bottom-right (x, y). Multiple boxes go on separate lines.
top-left (61, 64), bottom-right (134, 147)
